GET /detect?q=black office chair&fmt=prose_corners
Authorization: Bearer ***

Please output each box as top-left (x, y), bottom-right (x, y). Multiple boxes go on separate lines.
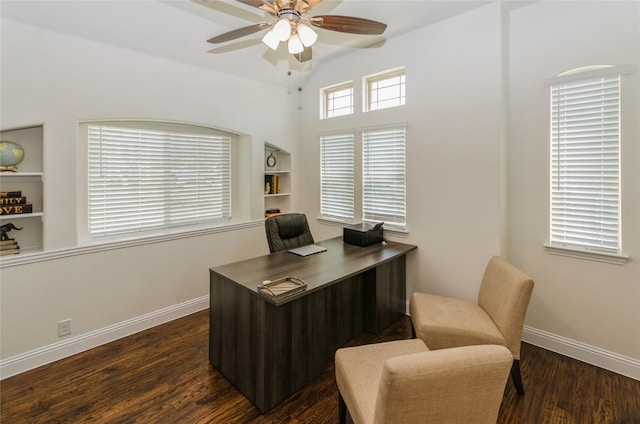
top-left (265, 213), bottom-right (314, 253)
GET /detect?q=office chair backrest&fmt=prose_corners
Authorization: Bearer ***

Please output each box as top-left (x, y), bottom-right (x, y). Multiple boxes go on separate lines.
top-left (265, 213), bottom-right (314, 253)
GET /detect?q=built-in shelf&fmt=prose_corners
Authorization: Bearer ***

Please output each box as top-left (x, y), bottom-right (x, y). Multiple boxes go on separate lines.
top-left (0, 212), bottom-right (44, 220)
top-left (264, 143), bottom-right (291, 216)
top-left (0, 125), bottom-right (44, 255)
top-left (1, 172), bottom-right (44, 178)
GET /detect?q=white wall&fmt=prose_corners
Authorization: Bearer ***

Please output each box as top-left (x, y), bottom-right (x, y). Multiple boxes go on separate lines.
top-left (297, 2), bottom-right (506, 302)
top-left (297, 0), bottom-right (640, 370)
top-left (0, 18), bottom-right (295, 361)
top-left (508, 1), bottom-right (640, 360)
top-left (2, 0), bottom-right (639, 377)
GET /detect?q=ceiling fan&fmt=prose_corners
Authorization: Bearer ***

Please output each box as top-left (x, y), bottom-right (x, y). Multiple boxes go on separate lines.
top-left (206, 0), bottom-right (387, 62)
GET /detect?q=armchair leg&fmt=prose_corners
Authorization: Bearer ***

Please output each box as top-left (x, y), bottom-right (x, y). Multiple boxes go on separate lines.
top-left (511, 359), bottom-right (525, 395)
top-left (338, 392), bottom-right (347, 424)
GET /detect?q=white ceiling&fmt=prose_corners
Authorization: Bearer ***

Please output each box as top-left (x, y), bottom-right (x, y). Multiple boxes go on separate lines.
top-left (1, 0), bottom-right (494, 88)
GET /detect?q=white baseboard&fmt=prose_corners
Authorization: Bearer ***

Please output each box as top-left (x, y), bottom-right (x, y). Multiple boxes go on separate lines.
top-left (522, 326), bottom-right (640, 381)
top-left (0, 295), bottom-right (209, 380)
top-left (4, 297), bottom-right (638, 382)
top-left (405, 300), bottom-right (639, 381)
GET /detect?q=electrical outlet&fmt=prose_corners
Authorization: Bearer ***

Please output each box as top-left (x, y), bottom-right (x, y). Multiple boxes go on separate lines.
top-left (58, 319), bottom-right (72, 337)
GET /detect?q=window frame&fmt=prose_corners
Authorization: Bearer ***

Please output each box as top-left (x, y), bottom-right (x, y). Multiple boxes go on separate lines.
top-left (80, 120), bottom-right (239, 241)
top-left (544, 65), bottom-right (631, 264)
top-left (362, 125), bottom-right (407, 230)
top-left (318, 124), bottom-right (408, 233)
top-left (321, 81), bottom-right (354, 119)
top-left (364, 67), bottom-right (406, 112)
top-left (319, 132), bottom-right (355, 222)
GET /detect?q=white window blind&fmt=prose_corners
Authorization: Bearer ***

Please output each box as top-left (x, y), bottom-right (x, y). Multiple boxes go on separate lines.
top-left (322, 82), bottom-right (354, 119)
top-left (550, 73), bottom-right (621, 253)
top-left (320, 133), bottom-right (355, 221)
top-left (363, 126), bottom-right (406, 229)
top-left (88, 124), bottom-right (231, 237)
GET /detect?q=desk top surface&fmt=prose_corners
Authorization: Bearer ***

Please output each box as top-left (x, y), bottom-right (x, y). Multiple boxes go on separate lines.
top-left (210, 236), bottom-right (416, 304)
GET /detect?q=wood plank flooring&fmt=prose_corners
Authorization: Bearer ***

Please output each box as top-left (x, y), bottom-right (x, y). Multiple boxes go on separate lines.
top-left (2, 310), bottom-right (639, 423)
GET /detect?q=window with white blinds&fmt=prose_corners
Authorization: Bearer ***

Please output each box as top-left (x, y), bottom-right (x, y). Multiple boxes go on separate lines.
top-left (549, 70), bottom-right (622, 253)
top-left (362, 126), bottom-right (406, 229)
top-left (320, 133), bottom-right (355, 221)
top-left (88, 124), bottom-right (232, 237)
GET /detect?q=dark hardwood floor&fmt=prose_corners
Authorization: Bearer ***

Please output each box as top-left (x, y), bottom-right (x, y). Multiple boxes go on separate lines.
top-left (1, 310), bottom-right (639, 423)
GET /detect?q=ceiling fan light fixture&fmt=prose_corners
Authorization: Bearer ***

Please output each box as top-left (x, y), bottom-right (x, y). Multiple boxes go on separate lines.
top-left (262, 29), bottom-right (280, 50)
top-left (273, 18), bottom-right (292, 42)
top-left (288, 33), bottom-right (304, 54)
top-left (297, 23), bottom-right (318, 47)
top-left (206, 0), bottom-right (389, 63)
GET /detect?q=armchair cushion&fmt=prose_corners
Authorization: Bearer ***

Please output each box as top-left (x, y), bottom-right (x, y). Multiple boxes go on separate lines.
top-left (410, 293), bottom-right (505, 350)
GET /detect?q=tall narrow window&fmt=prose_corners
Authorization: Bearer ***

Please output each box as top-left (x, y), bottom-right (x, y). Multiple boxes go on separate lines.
top-left (549, 67), bottom-right (623, 253)
top-left (88, 123), bottom-right (232, 237)
top-left (365, 68), bottom-right (405, 112)
top-left (320, 132), bottom-right (355, 221)
top-left (362, 126), bottom-right (406, 229)
top-left (322, 82), bottom-right (354, 119)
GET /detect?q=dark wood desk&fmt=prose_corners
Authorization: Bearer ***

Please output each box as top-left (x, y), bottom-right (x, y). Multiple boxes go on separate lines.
top-left (209, 236), bottom-right (416, 413)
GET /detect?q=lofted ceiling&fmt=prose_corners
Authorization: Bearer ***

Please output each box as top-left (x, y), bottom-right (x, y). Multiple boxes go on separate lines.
top-left (1, 0), bottom-right (493, 88)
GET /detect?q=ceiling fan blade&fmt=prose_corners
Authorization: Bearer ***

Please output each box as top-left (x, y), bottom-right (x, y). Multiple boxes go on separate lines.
top-left (295, 0), bottom-right (322, 12)
top-left (294, 46), bottom-right (312, 62)
top-left (310, 15), bottom-right (387, 35)
top-left (207, 23), bottom-right (271, 44)
top-left (236, 0), bottom-right (277, 14)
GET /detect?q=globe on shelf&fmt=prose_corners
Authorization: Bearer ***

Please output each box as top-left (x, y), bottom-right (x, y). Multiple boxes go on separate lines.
top-left (0, 141), bottom-right (25, 172)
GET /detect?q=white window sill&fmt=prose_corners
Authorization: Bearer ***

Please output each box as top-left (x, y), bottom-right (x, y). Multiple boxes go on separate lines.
top-left (544, 244), bottom-right (629, 265)
top-left (316, 216), bottom-right (355, 226)
top-left (0, 219), bottom-right (263, 268)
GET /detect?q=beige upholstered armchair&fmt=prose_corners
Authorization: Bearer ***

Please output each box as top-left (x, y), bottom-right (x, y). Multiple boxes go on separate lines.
top-left (335, 339), bottom-right (513, 424)
top-left (410, 256), bottom-right (534, 394)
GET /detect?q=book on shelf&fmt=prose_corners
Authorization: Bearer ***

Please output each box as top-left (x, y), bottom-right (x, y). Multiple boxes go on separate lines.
top-left (0, 238), bottom-right (20, 255)
top-left (264, 208), bottom-right (281, 218)
top-left (0, 203), bottom-right (33, 215)
top-left (265, 175), bottom-right (278, 195)
top-left (0, 248), bottom-right (20, 256)
top-left (0, 191), bottom-right (22, 198)
top-left (0, 196), bottom-right (27, 205)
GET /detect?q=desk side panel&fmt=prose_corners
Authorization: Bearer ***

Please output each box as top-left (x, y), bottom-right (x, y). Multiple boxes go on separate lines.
top-left (210, 273), bottom-right (260, 404)
top-left (364, 256), bottom-right (407, 334)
